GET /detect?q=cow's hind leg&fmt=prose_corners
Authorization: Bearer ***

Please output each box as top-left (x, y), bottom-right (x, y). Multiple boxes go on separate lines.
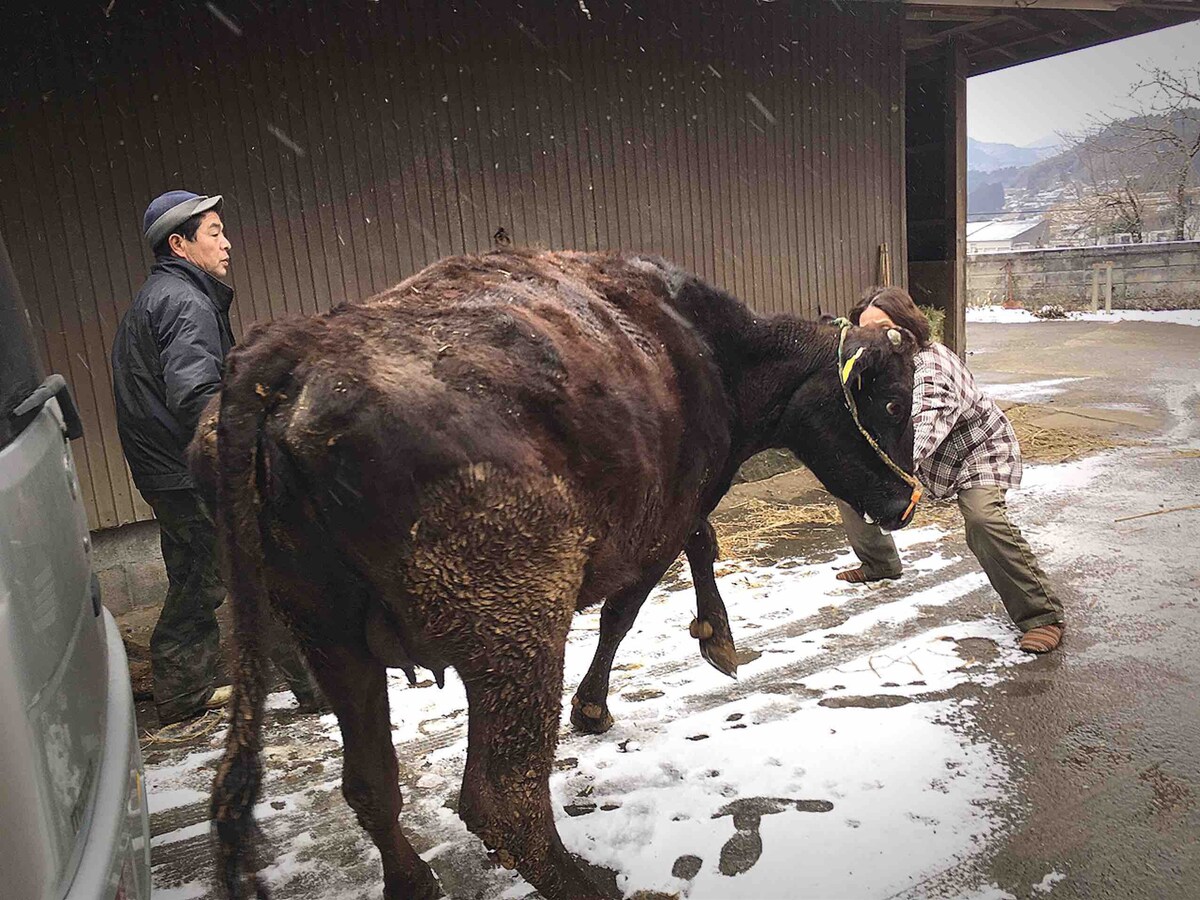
top-left (305, 644), bottom-right (441, 900)
top-left (401, 464), bottom-right (607, 898)
top-left (569, 572), bottom-right (664, 734)
top-left (459, 635), bottom-right (610, 900)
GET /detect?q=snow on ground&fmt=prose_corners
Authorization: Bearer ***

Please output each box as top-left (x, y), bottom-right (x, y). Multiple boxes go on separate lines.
top-left (146, 454), bottom-right (1111, 899)
top-left (982, 377), bottom-right (1085, 403)
top-left (544, 558), bottom-right (1023, 899)
top-left (1015, 454), bottom-right (1109, 496)
top-left (958, 886), bottom-right (1018, 900)
top-left (967, 306), bottom-right (1200, 327)
top-left (1032, 870), bottom-right (1067, 894)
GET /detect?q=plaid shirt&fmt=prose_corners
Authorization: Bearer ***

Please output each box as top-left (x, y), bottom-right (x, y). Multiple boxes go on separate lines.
top-left (911, 342), bottom-right (1022, 500)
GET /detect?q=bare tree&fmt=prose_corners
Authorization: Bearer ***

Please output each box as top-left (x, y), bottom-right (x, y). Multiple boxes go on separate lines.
top-left (1065, 125), bottom-right (1149, 242)
top-left (1107, 67), bottom-right (1200, 241)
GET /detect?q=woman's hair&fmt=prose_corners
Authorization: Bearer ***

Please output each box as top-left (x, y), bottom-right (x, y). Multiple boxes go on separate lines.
top-left (850, 285), bottom-right (932, 347)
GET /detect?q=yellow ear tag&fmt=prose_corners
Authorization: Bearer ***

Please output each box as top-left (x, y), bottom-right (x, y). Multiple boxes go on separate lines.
top-left (840, 347), bottom-right (864, 385)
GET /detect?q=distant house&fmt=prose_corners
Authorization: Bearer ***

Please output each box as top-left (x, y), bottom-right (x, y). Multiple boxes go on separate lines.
top-left (966, 219), bottom-right (1049, 254)
top-left (1144, 230), bottom-right (1181, 244)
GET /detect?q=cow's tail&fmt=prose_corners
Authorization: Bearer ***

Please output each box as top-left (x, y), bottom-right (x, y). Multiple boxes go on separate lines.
top-left (209, 345), bottom-right (296, 900)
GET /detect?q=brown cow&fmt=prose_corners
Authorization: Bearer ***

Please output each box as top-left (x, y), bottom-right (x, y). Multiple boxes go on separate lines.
top-left (200, 250), bottom-right (918, 900)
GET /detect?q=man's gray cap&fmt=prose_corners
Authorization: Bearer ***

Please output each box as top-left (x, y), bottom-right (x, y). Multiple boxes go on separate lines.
top-left (143, 191), bottom-right (223, 248)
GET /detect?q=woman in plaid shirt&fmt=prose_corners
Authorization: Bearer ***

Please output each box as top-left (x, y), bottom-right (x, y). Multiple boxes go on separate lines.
top-left (835, 287), bottom-right (1065, 654)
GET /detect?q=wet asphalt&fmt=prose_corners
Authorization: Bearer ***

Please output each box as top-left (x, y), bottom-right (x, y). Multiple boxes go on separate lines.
top-left (938, 319), bottom-right (1200, 900)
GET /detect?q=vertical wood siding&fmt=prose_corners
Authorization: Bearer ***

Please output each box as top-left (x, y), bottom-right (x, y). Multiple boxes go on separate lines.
top-left (0, 0), bottom-right (905, 530)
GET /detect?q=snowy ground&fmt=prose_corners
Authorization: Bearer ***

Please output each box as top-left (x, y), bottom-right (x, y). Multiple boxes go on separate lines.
top-left (966, 306), bottom-right (1200, 327)
top-left (980, 378), bottom-right (1085, 403)
top-left (145, 458), bottom-right (1104, 900)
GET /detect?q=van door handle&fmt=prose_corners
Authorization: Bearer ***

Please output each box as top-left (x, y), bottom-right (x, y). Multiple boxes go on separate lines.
top-left (11, 373), bottom-right (84, 440)
top-left (90, 572), bottom-right (102, 618)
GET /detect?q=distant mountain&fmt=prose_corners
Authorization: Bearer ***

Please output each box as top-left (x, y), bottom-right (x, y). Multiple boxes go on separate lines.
top-left (964, 110), bottom-right (1200, 243)
top-left (967, 180), bottom-right (1005, 217)
top-left (967, 137), bottom-right (1059, 173)
top-left (1023, 134), bottom-right (1067, 153)
top-left (1011, 111), bottom-right (1200, 196)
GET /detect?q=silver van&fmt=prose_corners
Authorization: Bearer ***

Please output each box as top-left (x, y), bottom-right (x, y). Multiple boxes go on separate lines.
top-left (0, 231), bottom-right (152, 899)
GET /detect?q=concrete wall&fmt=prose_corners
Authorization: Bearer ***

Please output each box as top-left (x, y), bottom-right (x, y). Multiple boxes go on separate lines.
top-left (967, 242), bottom-right (1200, 310)
top-left (91, 520), bottom-right (166, 617)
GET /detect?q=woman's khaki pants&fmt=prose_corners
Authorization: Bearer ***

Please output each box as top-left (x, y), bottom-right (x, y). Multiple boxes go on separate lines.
top-left (836, 486), bottom-right (1064, 632)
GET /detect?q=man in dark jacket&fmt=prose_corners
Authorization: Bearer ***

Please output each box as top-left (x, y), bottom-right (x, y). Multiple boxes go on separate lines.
top-left (112, 191), bottom-right (323, 724)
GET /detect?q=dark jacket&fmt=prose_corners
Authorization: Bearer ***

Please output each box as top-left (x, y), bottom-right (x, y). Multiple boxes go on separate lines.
top-left (111, 258), bottom-right (234, 492)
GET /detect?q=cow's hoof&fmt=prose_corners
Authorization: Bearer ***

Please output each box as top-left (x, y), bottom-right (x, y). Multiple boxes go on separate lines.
top-left (383, 884), bottom-right (442, 900)
top-left (383, 868), bottom-right (443, 900)
top-left (689, 618), bottom-right (715, 640)
top-left (570, 698), bottom-right (614, 734)
top-left (700, 634), bottom-right (739, 679)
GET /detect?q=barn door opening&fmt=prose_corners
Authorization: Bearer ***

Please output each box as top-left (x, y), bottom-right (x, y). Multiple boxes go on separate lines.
top-left (905, 40), bottom-right (967, 356)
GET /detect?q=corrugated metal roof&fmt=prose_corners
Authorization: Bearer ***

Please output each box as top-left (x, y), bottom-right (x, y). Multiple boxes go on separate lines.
top-left (905, 3), bottom-right (1200, 78)
top-left (966, 218), bottom-right (1043, 242)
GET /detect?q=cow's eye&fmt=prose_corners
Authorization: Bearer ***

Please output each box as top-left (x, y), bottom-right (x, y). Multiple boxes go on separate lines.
top-left (886, 401), bottom-right (902, 417)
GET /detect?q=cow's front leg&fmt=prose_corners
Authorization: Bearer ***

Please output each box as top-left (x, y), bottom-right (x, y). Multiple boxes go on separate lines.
top-left (686, 520), bottom-right (738, 677)
top-left (570, 572), bottom-right (666, 734)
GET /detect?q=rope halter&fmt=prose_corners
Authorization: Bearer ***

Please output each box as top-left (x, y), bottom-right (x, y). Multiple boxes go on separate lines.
top-left (832, 317), bottom-right (923, 523)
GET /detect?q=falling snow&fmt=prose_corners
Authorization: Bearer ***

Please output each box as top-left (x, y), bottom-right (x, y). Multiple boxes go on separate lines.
top-left (264, 125), bottom-right (306, 158)
top-left (746, 92), bottom-right (778, 125)
top-left (204, 2), bottom-right (242, 37)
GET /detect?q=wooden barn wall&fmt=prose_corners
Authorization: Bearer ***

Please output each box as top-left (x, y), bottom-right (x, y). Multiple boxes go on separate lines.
top-left (0, 0), bottom-right (905, 530)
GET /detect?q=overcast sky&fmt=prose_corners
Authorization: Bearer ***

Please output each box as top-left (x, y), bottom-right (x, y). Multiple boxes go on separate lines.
top-left (967, 19), bottom-right (1200, 148)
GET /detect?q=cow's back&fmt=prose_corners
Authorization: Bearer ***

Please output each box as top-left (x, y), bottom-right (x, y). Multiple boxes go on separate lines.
top-left (229, 250), bottom-right (731, 582)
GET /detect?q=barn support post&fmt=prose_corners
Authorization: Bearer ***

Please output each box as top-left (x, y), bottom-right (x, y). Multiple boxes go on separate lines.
top-left (904, 39), bottom-right (967, 356)
top-left (1091, 261), bottom-right (1114, 313)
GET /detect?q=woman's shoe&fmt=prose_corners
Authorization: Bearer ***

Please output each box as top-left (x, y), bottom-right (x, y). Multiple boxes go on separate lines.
top-left (835, 567), bottom-right (902, 584)
top-left (1019, 624), bottom-right (1064, 654)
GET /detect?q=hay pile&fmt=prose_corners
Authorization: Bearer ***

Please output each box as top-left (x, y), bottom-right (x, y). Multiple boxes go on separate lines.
top-left (918, 305), bottom-right (945, 344)
top-left (1004, 403), bottom-right (1121, 464)
top-left (909, 499), bottom-right (964, 530)
top-left (712, 496), bottom-right (966, 560)
top-left (713, 497), bottom-right (841, 559)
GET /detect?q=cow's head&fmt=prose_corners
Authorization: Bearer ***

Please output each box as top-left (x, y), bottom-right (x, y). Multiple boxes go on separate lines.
top-left (779, 322), bottom-right (919, 531)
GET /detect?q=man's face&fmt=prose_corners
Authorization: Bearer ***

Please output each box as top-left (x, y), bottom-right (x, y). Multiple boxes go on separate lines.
top-left (172, 211), bottom-right (231, 279)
